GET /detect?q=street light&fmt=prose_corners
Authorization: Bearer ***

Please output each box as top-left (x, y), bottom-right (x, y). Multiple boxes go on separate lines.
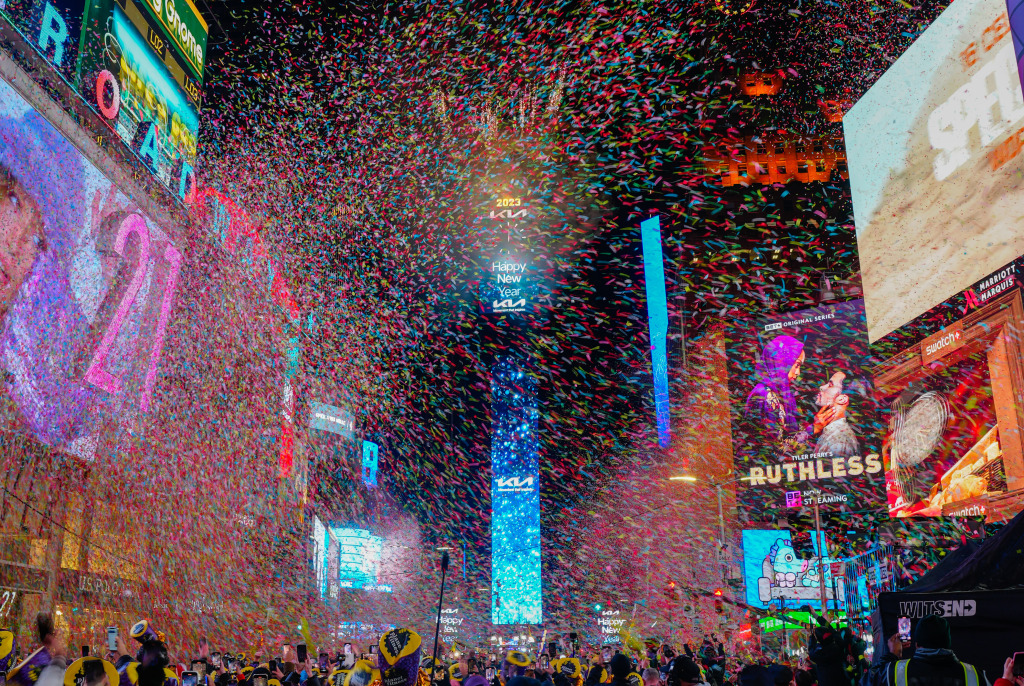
top-left (668, 475), bottom-right (750, 544)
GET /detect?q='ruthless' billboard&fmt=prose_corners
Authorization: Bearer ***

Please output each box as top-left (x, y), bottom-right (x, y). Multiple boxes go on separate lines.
top-left (726, 300), bottom-right (885, 518)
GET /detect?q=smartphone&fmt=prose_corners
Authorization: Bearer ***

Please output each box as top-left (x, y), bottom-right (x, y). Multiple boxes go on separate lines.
top-left (369, 646), bottom-right (377, 657)
top-left (897, 617), bottom-right (912, 643)
top-left (230, 661), bottom-right (239, 673)
top-left (212, 653), bottom-right (222, 669)
top-left (1012, 653), bottom-right (1024, 678)
top-left (107, 627), bottom-right (118, 653)
top-left (296, 645), bottom-right (307, 664)
top-left (486, 669), bottom-right (495, 681)
top-left (319, 653), bottom-right (329, 671)
top-left (82, 646), bottom-right (90, 657)
top-left (182, 671), bottom-right (199, 686)
top-left (193, 662), bottom-right (207, 679)
top-left (269, 660), bottom-right (278, 674)
top-left (253, 678), bottom-right (268, 686)
top-left (344, 644), bottom-right (352, 655)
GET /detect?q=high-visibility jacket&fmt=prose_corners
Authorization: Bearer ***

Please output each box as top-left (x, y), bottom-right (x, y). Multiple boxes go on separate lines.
top-left (892, 658), bottom-right (980, 686)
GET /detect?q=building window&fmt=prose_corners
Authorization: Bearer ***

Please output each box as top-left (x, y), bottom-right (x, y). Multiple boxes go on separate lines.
top-left (775, 144), bottom-right (785, 154)
top-left (813, 142), bottom-right (824, 153)
top-left (815, 161), bottom-right (826, 172)
top-left (738, 163), bottom-right (747, 176)
top-left (837, 160), bottom-right (848, 174)
top-left (795, 142), bottom-right (806, 154)
top-left (798, 162), bottom-right (808, 173)
top-left (757, 143), bottom-right (767, 154)
top-left (777, 164), bottom-right (787, 174)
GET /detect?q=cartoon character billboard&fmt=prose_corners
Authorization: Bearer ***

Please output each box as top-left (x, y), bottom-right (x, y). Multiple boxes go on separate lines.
top-left (742, 530), bottom-right (843, 609)
top-left (725, 300), bottom-right (886, 517)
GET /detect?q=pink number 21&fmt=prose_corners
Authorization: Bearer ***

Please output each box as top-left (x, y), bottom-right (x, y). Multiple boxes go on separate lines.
top-left (84, 213), bottom-right (182, 413)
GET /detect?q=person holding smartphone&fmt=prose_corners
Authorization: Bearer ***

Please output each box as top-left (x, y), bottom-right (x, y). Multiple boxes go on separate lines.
top-left (997, 654), bottom-right (1024, 686)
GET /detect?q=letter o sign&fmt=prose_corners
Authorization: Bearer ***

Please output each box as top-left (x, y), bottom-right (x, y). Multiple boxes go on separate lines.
top-left (95, 69), bottom-right (120, 120)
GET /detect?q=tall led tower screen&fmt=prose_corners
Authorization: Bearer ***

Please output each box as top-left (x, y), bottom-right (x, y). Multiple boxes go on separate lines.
top-left (490, 359), bottom-right (542, 624)
top-left (640, 216), bottom-right (670, 448)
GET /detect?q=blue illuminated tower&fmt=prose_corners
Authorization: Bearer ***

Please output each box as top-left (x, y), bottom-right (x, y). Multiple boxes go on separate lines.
top-left (490, 358), bottom-right (542, 624)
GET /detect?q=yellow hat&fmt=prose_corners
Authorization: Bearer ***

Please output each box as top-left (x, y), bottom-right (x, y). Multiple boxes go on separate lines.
top-left (345, 661), bottom-right (381, 686)
top-left (506, 652), bottom-right (530, 668)
top-left (64, 658), bottom-right (119, 686)
top-left (558, 659), bottom-right (582, 680)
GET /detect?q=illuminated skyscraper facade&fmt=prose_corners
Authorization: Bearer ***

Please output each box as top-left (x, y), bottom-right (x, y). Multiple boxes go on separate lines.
top-left (490, 359), bottom-right (542, 624)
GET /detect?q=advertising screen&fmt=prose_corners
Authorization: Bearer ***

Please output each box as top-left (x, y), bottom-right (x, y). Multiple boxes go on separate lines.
top-left (309, 401), bottom-right (355, 438)
top-left (78, 0), bottom-right (201, 189)
top-left (742, 530), bottom-right (844, 610)
top-left (361, 440), bottom-right (378, 487)
top-left (845, 0), bottom-right (1024, 342)
top-left (725, 300), bottom-right (885, 517)
top-left (491, 359), bottom-right (541, 625)
top-left (872, 258), bottom-right (1024, 520)
top-left (0, 74), bottom-right (182, 459)
top-left (332, 527), bottom-right (391, 592)
top-left (312, 516), bottom-right (328, 598)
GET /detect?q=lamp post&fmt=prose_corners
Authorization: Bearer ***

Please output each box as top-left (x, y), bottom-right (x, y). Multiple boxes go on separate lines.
top-left (669, 475), bottom-right (749, 577)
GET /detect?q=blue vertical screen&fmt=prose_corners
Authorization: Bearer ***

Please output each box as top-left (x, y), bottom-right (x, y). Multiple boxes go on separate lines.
top-left (362, 440), bottom-right (379, 487)
top-left (490, 359), bottom-right (542, 624)
top-left (640, 216), bottom-right (671, 448)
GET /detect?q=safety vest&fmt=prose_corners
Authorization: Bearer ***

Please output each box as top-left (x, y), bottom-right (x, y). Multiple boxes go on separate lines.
top-left (894, 659), bottom-right (979, 686)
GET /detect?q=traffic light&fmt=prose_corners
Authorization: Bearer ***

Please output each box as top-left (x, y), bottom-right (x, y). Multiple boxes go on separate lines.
top-left (713, 588), bottom-right (723, 596)
top-left (713, 589), bottom-right (724, 614)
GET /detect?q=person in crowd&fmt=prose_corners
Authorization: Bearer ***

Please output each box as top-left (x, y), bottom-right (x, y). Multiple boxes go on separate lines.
top-left (997, 655), bottom-right (1023, 686)
top-left (658, 647), bottom-right (675, 682)
top-left (8, 613), bottom-right (65, 686)
top-left (609, 655), bottom-right (632, 686)
top-left (883, 614), bottom-right (982, 686)
top-left (808, 622), bottom-right (849, 686)
top-left (667, 657), bottom-right (706, 686)
top-left (642, 669), bottom-right (660, 686)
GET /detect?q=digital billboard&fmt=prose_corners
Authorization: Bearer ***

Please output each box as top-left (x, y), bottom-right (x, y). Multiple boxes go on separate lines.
top-left (361, 440), bottom-right (378, 487)
top-left (845, 0), bottom-right (1024, 342)
top-left (640, 216), bottom-right (670, 448)
top-left (79, 0), bottom-right (201, 189)
top-left (312, 515), bottom-right (328, 598)
top-left (0, 73), bottom-right (182, 459)
top-left (491, 359), bottom-right (541, 624)
top-left (725, 300), bottom-right (885, 517)
top-left (309, 402), bottom-right (355, 438)
top-left (872, 258), bottom-right (1024, 520)
top-left (333, 527), bottom-right (392, 592)
top-left (742, 529), bottom-right (844, 610)
top-left (481, 247), bottom-right (533, 315)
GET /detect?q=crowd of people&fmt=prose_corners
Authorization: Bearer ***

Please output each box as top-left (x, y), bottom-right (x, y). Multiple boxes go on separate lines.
top-left (0, 613), bottom-right (1020, 686)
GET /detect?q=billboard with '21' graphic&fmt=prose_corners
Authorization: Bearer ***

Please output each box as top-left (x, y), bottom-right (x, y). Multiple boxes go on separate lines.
top-left (0, 74), bottom-right (182, 459)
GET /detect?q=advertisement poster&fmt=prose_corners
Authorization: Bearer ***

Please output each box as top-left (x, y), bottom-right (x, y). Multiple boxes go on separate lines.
top-left (726, 300), bottom-right (885, 517)
top-left (0, 74), bottom-right (182, 459)
top-left (742, 530), bottom-right (843, 610)
top-left (871, 258), bottom-right (1024, 520)
top-left (845, 0), bottom-right (1024, 342)
top-left (79, 0), bottom-right (200, 187)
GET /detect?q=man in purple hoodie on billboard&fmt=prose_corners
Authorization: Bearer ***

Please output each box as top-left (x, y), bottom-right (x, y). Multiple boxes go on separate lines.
top-left (743, 335), bottom-right (805, 446)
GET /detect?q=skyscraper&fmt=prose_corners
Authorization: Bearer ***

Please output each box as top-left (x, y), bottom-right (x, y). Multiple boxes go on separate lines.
top-left (490, 358), bottom-right (542, 624)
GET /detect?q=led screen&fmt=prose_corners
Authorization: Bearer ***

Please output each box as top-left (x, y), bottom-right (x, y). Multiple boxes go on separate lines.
top-left (312, 515), bottom-right (327, 598)
top-left (742, 529), bottom-right (843, 610)
top-left (491, 359), bottom-right (541, 624)
top-left (361, 440), bottom-right (378, 487)
top-left (0, 74), bottom-right (182, 459)
top-left (845, 0), bottom-right (1024, 342)
top-left (332, 527), bottom-right (391, 592)
top-left (725, 300), bottom-right (885, 517)
top-left (640, 216), bottom-right (670, 448)
top-left (872, 258), bottom-right (1024, 519)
